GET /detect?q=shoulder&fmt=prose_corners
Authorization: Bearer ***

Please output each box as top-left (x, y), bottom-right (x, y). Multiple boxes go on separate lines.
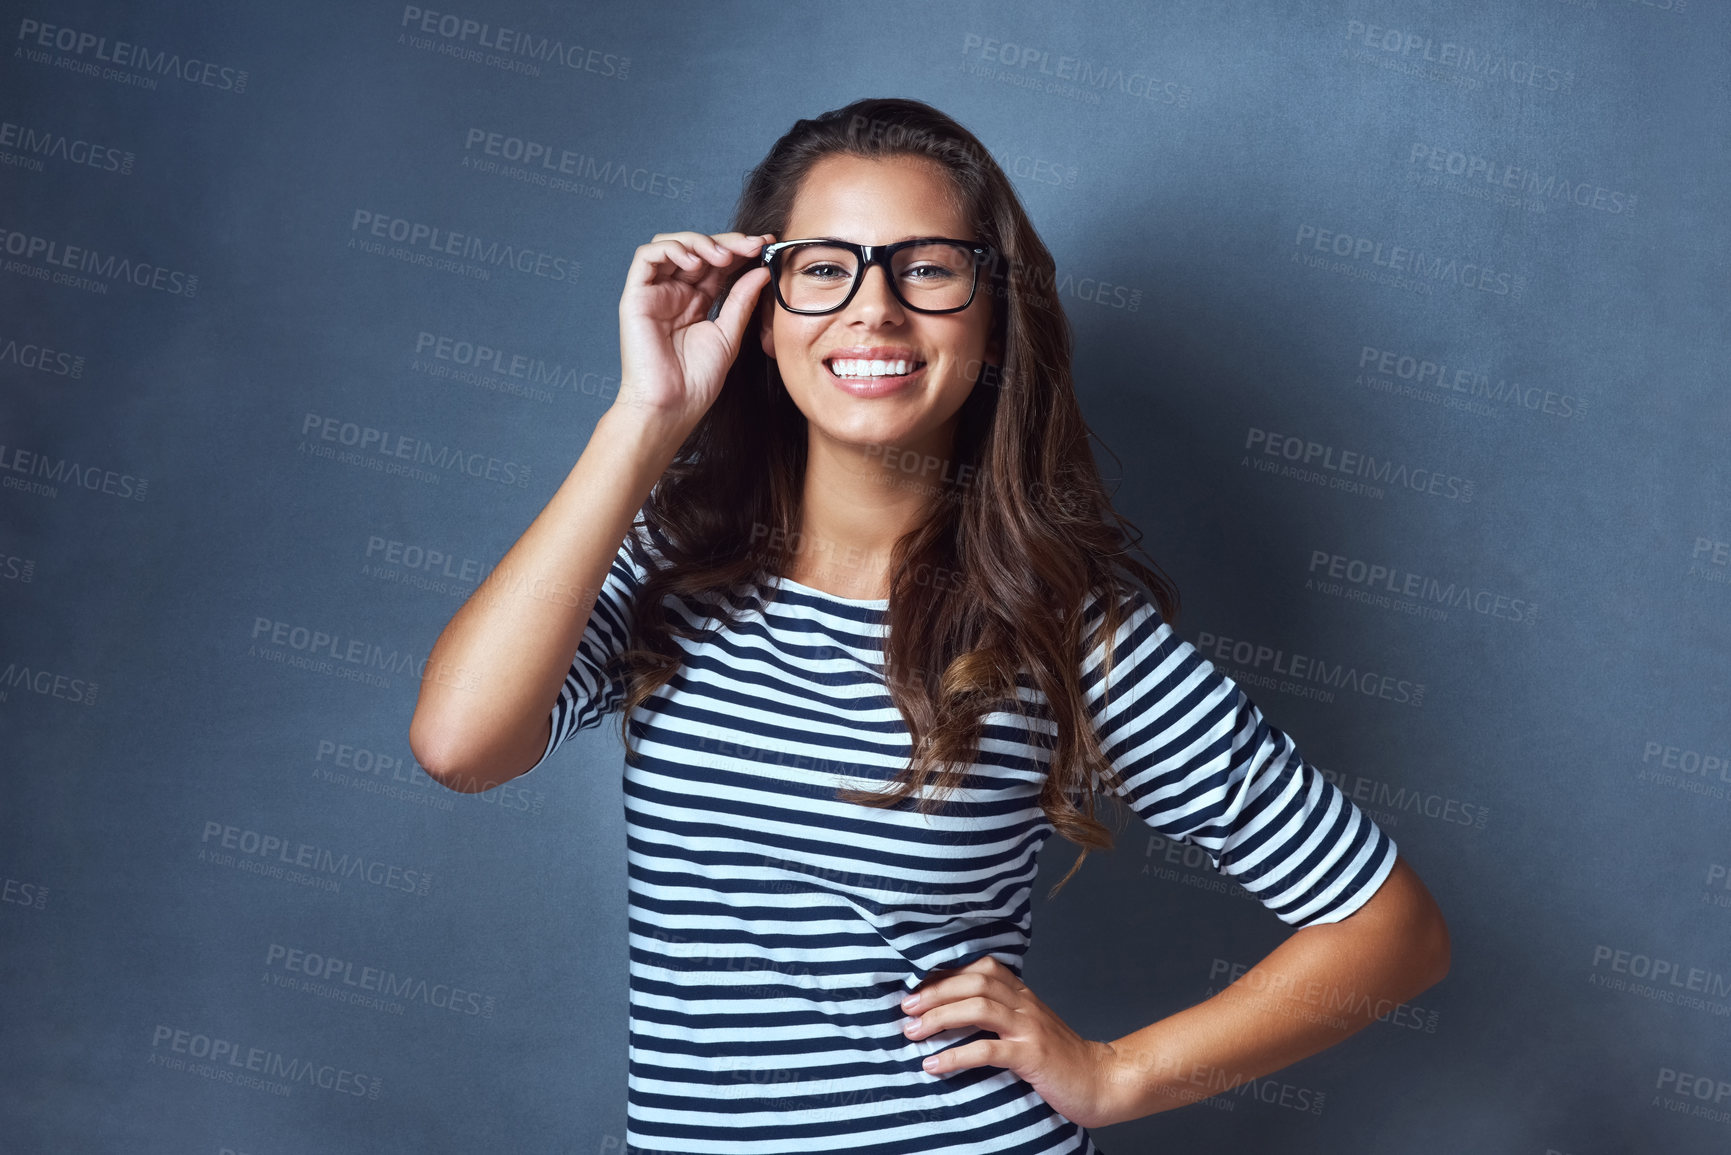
top-left (622, 515), bottom-right (674, 579)
top-left (1074, 578), bottom-right (1182, 693)
top-left (1080, 578), bottom-right (1168, 646)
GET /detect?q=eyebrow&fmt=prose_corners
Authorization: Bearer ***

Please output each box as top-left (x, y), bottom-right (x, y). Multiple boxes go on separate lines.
top-left (805, 235), bottom-right (948, 244)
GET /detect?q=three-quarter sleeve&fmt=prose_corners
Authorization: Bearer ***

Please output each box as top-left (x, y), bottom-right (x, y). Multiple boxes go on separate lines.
top-left (522, 517), bottom-right (657, 775)
top-left (1081, 585), bottom-right (1398, 927)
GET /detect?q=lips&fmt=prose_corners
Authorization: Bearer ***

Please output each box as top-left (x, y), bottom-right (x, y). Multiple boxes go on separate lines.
top-left (825, 357), bottom-right (926, 379)
top-left (827, 349), bottom-right (934, 386)
top-left (822, 358), bottom-right (926, 397)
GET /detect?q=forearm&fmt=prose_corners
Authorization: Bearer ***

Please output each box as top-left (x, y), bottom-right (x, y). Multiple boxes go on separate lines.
top-left (409, 404), bottom-right (688, 790)
top-left (1096, 855), bottom-right (1450, 1125)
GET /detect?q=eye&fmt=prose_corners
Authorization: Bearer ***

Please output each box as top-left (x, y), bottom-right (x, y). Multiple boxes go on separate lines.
top-left (901, 263), bottom-right (958, 282)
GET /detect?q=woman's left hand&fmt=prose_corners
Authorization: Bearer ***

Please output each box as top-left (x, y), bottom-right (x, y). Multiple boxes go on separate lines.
top-left (901, 955), bottom-right (1127, 1129)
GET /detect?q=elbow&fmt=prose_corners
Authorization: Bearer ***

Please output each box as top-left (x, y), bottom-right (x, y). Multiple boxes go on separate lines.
top-left (1384, 853), bottom-right (1450, 991)
top-left (408, 714), bottom-right (490, 794)
top-left (1419, 907), bottom-right (1447, 990)
top-left (1413, 895), bottom-right (1452, 992)
top-left (1366, 854), bottom-right (1450, 994)
top-left (408, 711), bottom-right (537, 794)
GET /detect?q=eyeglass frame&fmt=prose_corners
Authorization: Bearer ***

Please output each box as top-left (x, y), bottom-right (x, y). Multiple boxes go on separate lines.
top-left (759, 236), bottom-right (999, 316)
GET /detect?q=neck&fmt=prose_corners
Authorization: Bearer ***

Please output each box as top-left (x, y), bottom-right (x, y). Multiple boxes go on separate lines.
top-left (787, 420), bottom-right (959, 600)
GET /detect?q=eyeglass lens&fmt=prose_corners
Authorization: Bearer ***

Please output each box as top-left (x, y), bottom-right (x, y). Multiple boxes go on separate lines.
top-left (776, 242), bottom-right (979, 313)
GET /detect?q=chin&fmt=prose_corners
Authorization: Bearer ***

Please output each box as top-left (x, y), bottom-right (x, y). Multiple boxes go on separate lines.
top-left (814, 411), bottom-right (924, 449)
top-left (790, 381), bottom-right (909, 424)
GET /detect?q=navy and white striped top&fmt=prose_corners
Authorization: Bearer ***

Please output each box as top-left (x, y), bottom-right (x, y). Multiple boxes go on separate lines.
top-left (524, 520), bottom-right (1398, 1154)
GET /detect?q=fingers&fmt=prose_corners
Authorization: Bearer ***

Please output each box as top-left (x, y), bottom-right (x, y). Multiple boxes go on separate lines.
top-left (919, 1035), bottom-right (1006, 1075)
top-left (903, 993), bottom-right (1014, 1042)
top-left (649, 230), bottom-right (774, 252)
top-left (712, 266), bottom-right (771, 352)
top-left (628, 238), bottom-right (706, 285)
top-left (906, 956), bottom-right (1014, 1007)
top-left (630, 231), bottom-right (776, 289)
top-left (645, 231), bottom-right (772, 267)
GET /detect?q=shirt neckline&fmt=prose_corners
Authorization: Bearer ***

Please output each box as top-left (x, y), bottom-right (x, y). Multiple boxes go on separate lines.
top-left (771, 574), bottom-right (891, 608)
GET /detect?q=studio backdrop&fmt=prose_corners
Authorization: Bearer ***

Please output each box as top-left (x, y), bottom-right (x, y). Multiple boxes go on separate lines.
top-left (3, 1), bottom-right (1727, 1152)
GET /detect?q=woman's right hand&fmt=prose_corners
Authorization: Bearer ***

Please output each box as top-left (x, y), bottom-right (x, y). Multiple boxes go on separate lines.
top-left (615, 230), bottom-right (775, 428)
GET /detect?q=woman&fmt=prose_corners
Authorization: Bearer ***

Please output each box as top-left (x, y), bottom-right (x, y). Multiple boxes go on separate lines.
top-left (410, 97), bottom-right (1450, 1153)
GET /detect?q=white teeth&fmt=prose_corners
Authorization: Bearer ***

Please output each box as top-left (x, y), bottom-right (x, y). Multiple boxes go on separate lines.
top-left (828, 358), bottom-right (918, 378)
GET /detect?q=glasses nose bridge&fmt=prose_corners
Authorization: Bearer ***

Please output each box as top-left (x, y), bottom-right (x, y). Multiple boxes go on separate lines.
top-left (848, 244), bottom-right (905, 313)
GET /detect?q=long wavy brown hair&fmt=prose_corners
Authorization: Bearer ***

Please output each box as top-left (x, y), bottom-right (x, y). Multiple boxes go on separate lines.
top-left (614, 97), bottom-right (1178, 897)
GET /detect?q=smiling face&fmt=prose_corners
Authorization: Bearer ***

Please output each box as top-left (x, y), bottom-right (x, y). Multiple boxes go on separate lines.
top-left (759, 152), bottom-right (1001, 465)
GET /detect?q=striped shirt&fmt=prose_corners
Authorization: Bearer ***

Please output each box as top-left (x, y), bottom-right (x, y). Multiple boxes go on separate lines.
top-left (526, 521), bottom-right (1398, 1154)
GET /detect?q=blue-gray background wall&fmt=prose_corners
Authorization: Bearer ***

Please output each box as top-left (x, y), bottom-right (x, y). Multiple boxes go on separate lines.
top-left (3, 1), bottom-right (1726, 1152)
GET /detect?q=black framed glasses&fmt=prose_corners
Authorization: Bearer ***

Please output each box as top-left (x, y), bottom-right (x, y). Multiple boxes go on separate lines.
top-left (760, 237), bottom-right (997, 315)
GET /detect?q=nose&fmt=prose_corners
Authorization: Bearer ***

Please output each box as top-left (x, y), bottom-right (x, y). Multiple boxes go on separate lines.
top-left (844, 259), bottom-right (906, 324)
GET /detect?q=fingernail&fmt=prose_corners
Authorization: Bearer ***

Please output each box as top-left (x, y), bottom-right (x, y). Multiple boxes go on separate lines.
top-left (922, 1056), bottom-right (938, 1070)
top-left (902, 993), bottom-right (920, 1010)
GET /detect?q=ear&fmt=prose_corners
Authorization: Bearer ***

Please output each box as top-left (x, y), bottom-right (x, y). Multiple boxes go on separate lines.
top-left (758, 296), bottom-right (776, 361)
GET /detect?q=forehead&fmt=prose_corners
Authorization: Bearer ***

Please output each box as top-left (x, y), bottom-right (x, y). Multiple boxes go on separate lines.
top-left (785, 152), bottom-right (971, 243)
